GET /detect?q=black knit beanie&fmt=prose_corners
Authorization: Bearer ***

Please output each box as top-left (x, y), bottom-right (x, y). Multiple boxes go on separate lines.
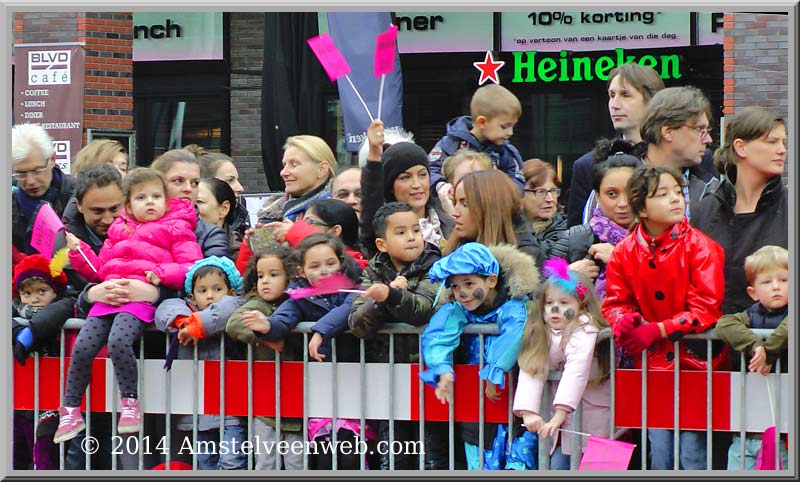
top-left (381, 142), bottom-right (430, 201)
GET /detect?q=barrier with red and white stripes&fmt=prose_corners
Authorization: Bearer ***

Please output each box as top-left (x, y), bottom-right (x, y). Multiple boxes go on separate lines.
top-left (13, 358), bottom-right (788, 433)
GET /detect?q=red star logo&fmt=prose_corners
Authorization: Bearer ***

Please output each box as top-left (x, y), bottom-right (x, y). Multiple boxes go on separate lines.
top-left (473, 51), bottom-right (505, 85)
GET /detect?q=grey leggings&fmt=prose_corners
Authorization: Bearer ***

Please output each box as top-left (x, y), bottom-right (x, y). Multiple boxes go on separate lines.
top-left (64, 313), bottom-right (144, 408)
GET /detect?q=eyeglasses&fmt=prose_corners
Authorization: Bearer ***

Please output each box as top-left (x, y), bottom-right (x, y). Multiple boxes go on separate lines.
top-left (683, 124), bottom-right (713, 138)
top-left (524, 187), bottom-right (561, 199)
top-left (304, 218), bottom-right (330, 228)
top-left (12, 159), bottom-right (51, 180)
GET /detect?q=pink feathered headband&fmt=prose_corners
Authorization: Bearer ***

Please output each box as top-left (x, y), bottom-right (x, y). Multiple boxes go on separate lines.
top-left (542, 257), bottom-right (588, 301)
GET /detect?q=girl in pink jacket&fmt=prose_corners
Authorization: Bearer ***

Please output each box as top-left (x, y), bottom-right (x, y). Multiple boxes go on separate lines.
top-left (513, 258), bottom-right (610, 470)
top-left (54, 168), bottom-right (203, 444)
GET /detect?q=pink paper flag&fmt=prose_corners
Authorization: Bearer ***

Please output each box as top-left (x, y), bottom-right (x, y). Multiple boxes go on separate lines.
top-left (373, 24), bottom-right (398, 77)
top-left (286, 272), bottom-right (357, 300)
top-left (579, 435), bottom-right (636, 470)
top-left (755, 426), bottom-right (783, 470)
top-left (307, 33), bottom-right (351, 82)
top-left (30, 203), bottom-right (65, 260)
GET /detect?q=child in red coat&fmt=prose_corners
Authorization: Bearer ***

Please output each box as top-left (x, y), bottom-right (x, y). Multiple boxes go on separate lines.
top-left (602, 165), bottom-right (725, 470)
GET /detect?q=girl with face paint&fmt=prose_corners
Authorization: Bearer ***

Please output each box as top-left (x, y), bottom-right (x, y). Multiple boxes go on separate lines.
top-left (514, 258), bottom-right (610, 470)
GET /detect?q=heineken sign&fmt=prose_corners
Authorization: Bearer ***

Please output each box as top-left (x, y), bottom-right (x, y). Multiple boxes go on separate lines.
top-left (511, 48), bottom-right (681, 83)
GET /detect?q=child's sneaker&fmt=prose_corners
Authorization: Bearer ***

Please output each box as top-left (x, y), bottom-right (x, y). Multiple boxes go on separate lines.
top-left (117, 397), bottom-right (141, 434)
top-left (52, 407), bottom-right (85, 444)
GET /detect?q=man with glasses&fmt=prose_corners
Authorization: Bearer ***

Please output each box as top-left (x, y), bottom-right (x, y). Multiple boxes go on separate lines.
top-left (566, 65), bottom-right (719, 227)
top-left (11, 123), bottom-right (76, 254)
top-left (639, 86), bottom-right (721, 218)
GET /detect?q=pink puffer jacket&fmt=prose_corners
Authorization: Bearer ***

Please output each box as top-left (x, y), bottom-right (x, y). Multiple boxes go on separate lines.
top-left (69, 198), bottom-right (203, 290)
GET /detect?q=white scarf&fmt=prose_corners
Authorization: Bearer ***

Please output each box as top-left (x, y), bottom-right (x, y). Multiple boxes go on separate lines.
top-left (419, 207), bottom-right (443, 247)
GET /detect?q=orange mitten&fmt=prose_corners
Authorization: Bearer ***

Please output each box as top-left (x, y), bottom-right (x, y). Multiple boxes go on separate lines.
top-left (172, 315), bottom-right (192, 329)
top-left (182, 312), bottom-right (206, 339)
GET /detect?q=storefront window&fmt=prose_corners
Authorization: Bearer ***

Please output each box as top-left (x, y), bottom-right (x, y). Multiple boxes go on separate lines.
top-left (325, 96), bottom-right (357, 167)
top-left (133, 95), bottom-right (226, 164)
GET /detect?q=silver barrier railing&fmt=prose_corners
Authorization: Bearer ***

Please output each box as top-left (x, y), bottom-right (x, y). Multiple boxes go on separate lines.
top-left (12, 318), bottom-right (787, 472)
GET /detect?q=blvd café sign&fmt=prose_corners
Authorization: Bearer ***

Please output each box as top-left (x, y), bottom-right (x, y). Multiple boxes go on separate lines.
top-left (511, 47), bottom-right (682, 83)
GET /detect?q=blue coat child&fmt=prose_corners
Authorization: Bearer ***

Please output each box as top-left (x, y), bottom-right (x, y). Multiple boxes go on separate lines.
top-left (420, 242), bottom-right (541, 470)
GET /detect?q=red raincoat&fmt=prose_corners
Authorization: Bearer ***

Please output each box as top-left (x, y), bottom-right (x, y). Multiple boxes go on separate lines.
top-left (602, 218), bottom-right (727, 371)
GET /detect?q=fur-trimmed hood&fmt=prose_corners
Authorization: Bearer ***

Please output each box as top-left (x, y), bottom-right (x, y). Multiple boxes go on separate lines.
top-left (489, 244), bottom-right (540, 299)
top-left (436, 243), bottom-right (540, 305)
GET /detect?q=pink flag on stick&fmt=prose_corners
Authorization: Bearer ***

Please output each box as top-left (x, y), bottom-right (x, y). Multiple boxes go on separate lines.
top-left (307, 33), bottom-right (351, 82)
top-left (286, 272), bottom-right (357, 300)
top-left (755, 426), bottom-right (784, 470)
top-left (373, 24), bottom-right (398, 77)
top-left (579, 435), bottom-right (636, 470)
top-left (30, 203), bottom-right (65, 260)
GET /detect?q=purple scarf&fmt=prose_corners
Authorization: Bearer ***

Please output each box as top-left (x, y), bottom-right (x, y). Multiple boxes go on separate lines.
top-left (588, 207), bottom-right (629, 298)
top-left (589, 207), bottom-right (634, 368)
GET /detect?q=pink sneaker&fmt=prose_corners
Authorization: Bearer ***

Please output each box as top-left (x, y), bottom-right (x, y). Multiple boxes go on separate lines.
top-left (117, 397), bottom-right (142, 434)
top-left (53, 406), bottom-right (85, 444)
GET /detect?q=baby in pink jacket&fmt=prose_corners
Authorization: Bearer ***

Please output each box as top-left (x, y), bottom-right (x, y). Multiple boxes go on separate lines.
top-left (513, 259), bottom-right (611, 470)
top-left (55, 168), bottom-right (202, 444)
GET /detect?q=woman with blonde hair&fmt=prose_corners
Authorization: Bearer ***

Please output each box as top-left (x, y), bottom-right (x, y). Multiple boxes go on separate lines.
top-left (72, 139), bottom-right (129, 178)
top-left (438, 149), bottom-right (492, 216)
top-left (256, 135), bottom-right (337, 232)
top-left (447, 169), bottom-right (542, 263)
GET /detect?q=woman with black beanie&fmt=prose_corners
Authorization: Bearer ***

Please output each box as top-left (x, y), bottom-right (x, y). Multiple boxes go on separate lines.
top-left (359, 119), bottom-right (454, 258)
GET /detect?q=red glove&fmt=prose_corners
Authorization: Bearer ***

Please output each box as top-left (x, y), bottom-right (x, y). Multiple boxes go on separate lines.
top-left (620, 322), bottom-right (663, 353)
top-left (613, 313), bottom-right (642, 344)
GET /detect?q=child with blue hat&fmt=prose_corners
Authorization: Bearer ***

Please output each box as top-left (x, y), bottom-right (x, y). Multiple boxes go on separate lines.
top-left (419, 242), bottom-right (541, 471)
top-left (154, 256), bottom-right (247, 470)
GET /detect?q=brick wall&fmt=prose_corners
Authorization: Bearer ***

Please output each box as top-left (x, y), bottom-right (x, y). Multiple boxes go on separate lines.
top-left (14, 12), bottom-right (79, 44)
top-left (723, 13), bottom-right (789, 178)
top-left (229, 13), bottom-right (270, 193)
top-left (81, 13), bottom-right (133, 135)
top-left (14, 12), bottom-right (133, 144)
top-left (724, 13), bottom-right (790, 118)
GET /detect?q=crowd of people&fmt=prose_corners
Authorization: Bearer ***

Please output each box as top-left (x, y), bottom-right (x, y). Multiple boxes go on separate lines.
top-left (10, 61), bottom-right (788, 472)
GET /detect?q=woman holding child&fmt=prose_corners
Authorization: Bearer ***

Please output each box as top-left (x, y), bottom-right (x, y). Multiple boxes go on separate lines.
top-left (79, 149), bottom-right (229, 314)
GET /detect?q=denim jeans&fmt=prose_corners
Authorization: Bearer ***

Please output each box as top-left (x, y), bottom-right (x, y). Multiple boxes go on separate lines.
top-left (648, 429), bottom-right (706, 470)
top-left (727, 434), bottom-right (789, 470)
top-left (253, 419), bottom-right (303, 471)
top-left (195, 425), bottom-right (247, 470)
top-left (549, 445), bottom-right (571, 470)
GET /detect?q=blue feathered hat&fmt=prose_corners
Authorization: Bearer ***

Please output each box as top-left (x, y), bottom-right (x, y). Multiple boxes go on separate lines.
top-left (428, 242), bottom-right (499, 287)
top-left (184, 256), bottom-right (243, 295)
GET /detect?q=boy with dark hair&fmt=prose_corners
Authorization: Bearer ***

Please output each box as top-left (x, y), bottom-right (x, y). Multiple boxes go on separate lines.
top-left (429, 84), bottom-right (525, 197)
top-left (349, 201), bottom-right (444, 469)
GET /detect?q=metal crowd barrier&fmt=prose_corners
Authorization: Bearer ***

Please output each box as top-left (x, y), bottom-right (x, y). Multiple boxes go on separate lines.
top-left (12, 318), bottom-right (788, 472)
